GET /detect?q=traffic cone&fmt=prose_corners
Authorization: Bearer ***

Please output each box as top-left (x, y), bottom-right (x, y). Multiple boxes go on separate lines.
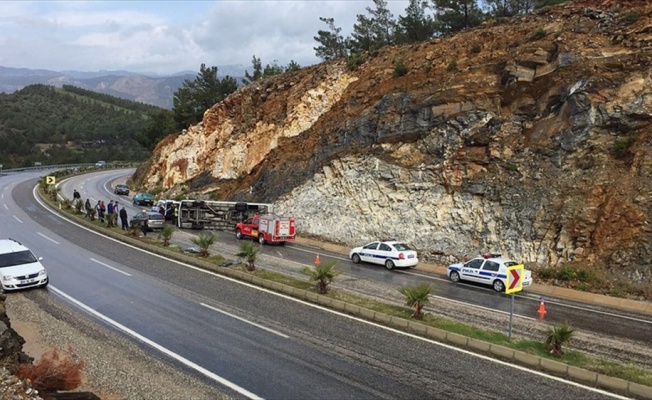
top-left (314, 254), bottom-right (321, 266)
top-left (537, 297), bottom-right (547, 319)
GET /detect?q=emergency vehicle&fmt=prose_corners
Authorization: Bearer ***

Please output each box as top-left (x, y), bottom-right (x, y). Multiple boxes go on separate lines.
top-left (447, 253), bottom-right (533, 292)
top-left (235, 214), bottom-right (296, 245)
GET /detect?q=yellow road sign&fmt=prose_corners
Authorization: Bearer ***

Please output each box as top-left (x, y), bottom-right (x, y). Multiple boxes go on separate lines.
top-left (505, 264), bottom-right (524, 294)
top-left (46, 176), bottom-right (56, 185)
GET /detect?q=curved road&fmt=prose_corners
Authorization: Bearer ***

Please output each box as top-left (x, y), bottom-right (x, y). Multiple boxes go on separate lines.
top-left (0, 170), bottom-right (634, 399)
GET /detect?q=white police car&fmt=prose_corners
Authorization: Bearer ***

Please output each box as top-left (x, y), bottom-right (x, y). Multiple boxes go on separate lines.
top-left (0, 238), bottom-right (49, 291)
top-left (349, 239), bottom-right (418, 270)
top-left (447, 253), bottom-right (532, 292)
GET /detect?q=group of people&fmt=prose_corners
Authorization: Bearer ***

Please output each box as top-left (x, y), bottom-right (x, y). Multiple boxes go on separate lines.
top-left (76, 189), bottom-right (129, 230)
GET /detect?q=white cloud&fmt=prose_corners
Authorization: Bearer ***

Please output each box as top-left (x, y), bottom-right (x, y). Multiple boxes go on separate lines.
top-left (0, 0), bottom-right (411, 75)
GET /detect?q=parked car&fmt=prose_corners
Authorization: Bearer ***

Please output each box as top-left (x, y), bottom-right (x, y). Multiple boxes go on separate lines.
top-left (95, 161), bottom-right (106, 167)
top-left (0, 238), bottom-right (49, 291)
top-left (129, 211), bottom-right (165, 231)
top-left (447, 254), bottom-right (533, 292)
top-left (132, 192), bottom-right (154, 206)
top-left (349, 239), bottom-right (418, 270)
top-left (114, 184), bottom-right (130, 196)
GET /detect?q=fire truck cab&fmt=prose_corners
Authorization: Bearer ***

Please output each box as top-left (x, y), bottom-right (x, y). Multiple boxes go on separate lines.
top-left (235, 214), bottom-right (296, 245)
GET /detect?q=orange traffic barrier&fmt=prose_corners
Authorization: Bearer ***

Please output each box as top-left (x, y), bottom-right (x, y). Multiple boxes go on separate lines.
top-left (314, 254), bottom-right (321, 266)
top-left (537, 297), bottom-right (547, 319)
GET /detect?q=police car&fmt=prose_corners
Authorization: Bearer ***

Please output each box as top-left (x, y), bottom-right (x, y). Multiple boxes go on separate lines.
top-left (349, 239), bottom-right (418, 270)
top-left (0, 238), bottom-right (49, 291)
top-left (447, 253), bottom-right (532, 292)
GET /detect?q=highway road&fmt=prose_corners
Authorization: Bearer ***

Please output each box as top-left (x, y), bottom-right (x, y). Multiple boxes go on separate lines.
top-left (0, 170), bottom-right (637, 399)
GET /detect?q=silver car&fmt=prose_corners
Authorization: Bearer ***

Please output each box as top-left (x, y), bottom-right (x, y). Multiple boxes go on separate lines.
top-left (129, 211), bottom-right (165, 231)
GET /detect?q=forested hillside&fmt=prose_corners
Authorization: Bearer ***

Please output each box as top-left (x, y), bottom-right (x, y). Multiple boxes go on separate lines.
top-left (0, 84), bottom-right (159, 168)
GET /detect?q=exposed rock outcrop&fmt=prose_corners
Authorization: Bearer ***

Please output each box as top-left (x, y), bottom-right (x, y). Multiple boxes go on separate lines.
top-left (136, 0), bottom-right (652, 282)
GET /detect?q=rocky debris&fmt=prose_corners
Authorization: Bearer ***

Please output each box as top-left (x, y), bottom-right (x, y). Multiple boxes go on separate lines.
top-left (135, 0), bottom-right (652, 284)
top-left (0, 368), bottom-right (42, 400)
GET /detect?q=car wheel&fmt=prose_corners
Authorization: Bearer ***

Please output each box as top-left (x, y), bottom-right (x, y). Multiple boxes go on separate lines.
top-left (449, 271), bottom-right (461, 283)
top-left (236, 229), bottom-right (243, 240)
top-left (258, 235), bottom-right (266, 245)
top-left (351, 253), bottom-right (361, 264)
top-left (279, 241), bottom-right (286, 246)
top-left (493, 279), bottom-right (505, 292)
top-left (385, 260), bottom-right (395, 270)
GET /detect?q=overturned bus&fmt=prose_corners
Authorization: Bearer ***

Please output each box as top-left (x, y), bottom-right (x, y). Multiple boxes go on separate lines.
top-left (176, 200), bottom-right (273, 231)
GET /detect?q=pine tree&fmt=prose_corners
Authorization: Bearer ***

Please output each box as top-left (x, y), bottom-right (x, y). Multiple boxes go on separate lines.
top-left (431, 0), bottom-right (484, 35)
top-left (397, 0), bottom-right (436, 44)
top-left (313, 17), bottom-right (348, 61)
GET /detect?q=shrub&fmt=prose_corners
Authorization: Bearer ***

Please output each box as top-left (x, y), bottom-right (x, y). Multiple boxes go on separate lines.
top-left (537, 267), bottom-right (558, 280)
top-left (398, 283), bottom-right (432, 319)
top-left (447, 59), bottom-right (458, 72)
top-left (393, 58), bottom-right (408, 77)
top-left (301, 261), bottom-right (339, 294)
top-left (557, 266), bottom-right (575, 281)
top-left (576, 268), bottom-right (594, 283)
top-left (74, 199), bottom-right (84, 214)
top-left (61, 198), bottom-right (73, 210)
top-left (612, 134), bottom-right (637, 159)
top-left (346, 53), bottom-right (366, 71)
top-left (470, 44), bottom-right (482, 54)
top-left (191, 232), bottom-right (216, 257)
top-left (158, 225), bottom-right (175, 247)
top-left (532, 28), bottom-right (547, 41)
top-left (236, 240), bottom-right (259, 272)
top-left (544, 322), bottom-right (575, 357)
top-left (621, 11), bottom-right (639, 25)
top-left (16, 348), bottom-right (84, 392)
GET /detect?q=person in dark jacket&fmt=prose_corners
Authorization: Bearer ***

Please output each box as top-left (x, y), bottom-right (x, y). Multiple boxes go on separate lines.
top-left (140, 218), bottom-right (148, 237)
top-left (73, 189), bottom-right (81, 200)
top-left (84, 199), bottom-right (92, 218)
top-left (119, 207), bottom-right (128, 230)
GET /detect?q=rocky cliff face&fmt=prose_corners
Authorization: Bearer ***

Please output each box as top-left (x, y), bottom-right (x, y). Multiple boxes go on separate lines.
top-left (136, 0), bottom-right (652, 282)
top-left (0, 294), bottom-right (31, 371)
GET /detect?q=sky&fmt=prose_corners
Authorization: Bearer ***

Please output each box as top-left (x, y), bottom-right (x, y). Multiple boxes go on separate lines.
top-left (0, 0), bottom-right (411, 76)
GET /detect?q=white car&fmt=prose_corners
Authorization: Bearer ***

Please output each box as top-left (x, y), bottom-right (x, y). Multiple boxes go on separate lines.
top-left (447, 254), bottom-right (533, 292)
top-left (0, 239), bottom-right (49, 291)
top-left (349, 239), bottom-right (418, 270)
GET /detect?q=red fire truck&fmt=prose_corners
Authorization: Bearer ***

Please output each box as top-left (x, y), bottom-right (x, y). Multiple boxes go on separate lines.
top-left (235, 214), bottom-right (296, 245)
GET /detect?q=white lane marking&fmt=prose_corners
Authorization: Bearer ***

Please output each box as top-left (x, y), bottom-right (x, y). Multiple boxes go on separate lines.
top-left (3, 204), bottom-right (8, 210)
top-left (31, 186), bottom-right (636, 399)
top-left (398, 269), bottom-right (449, 283)
top-left (428, 293), bottom-right (538, 321)
top-left (200, 303), bottom-right (289, 339)
top-left (90, 258), bottom-right (132, 277)
top-left (543, 298), bottom-right (652, 325)
top-left (13, 215), bottom-right (23, 223)
top-left (49, 286), bottom-right (263, 400)
top-left (37, 232), bottom-right (60, 244)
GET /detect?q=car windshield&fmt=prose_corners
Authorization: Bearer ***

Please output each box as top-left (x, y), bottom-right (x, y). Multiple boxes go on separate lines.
top-left (148, 214), bottom-right (164, 220)
top-left (504, 261), bottom-right (519, 267)
top-left (0, 250), bottom-right (38, 268)
top-left (393, 243), bottom-right (412, 251)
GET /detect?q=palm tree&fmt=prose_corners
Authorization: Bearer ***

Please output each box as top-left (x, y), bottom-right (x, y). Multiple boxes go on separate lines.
top-left (399, 283), bottom-right (432, 319)
top-left (301, 261), bottom-right (339, 294)
top-left (236, 240), bottom-right (259, 271)
top-left (158, 225), bottom-right (175, 247)
top-left (49, 186), bottom-right (61, 201)
top-left (545, 322), bottom-right (575, 357)
top-left (74, 199), bottom-right (84, 214)
top-left (191, 232), bottom-right (215, 257)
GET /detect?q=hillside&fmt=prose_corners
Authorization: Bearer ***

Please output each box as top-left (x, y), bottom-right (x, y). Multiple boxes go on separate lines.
top-left (134, 0), bottom-right (652, 291)
top-left (0, 84), bottom-right (157, 168)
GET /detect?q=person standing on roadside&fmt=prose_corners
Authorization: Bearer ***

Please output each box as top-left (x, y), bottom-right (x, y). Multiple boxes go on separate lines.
top-left (119, 206), bottom-right (128, 230)
top-left (140, 218), bottom-right (149, 237)
top-left (73, 189), bottom-right (81, 201)
top-left (85, 199), bottom-right (92, 218)
top-left (107, 200), bottom-right (115, 227)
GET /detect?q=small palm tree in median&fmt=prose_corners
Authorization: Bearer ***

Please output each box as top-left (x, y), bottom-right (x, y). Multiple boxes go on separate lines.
top-left (191, 232), bottom-right (215, 257)
top-left (158, 225), bottom-right (175, 247)
top-left (545, 322), bottom-right (575, 357)
top-left (74, 199), bottom-right (84, 214)
top-left (236, 240), bottom-right (259, 271)
top-left (301, 261), bottom-right (339, 294)
top-left (399, 283), bottom-right (432, 320)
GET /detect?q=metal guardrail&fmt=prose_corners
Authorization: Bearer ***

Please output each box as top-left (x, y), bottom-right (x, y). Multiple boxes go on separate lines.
top-left (0, 162), bottom-right (137, 174)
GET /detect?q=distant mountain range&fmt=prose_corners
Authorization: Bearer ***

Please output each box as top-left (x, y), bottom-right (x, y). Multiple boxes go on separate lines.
top-left (0, 65), bottom-right (247, 109)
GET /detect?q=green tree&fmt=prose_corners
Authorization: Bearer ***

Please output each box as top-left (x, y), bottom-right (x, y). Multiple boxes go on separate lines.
top-left (236, 240), bottom-right (259, 272)
top-left (158, 225), bottom-right (175, 247)
top-left (242, 55), bottom-right (263, 85)
top-left (544, 322), bottom-right (575, 357)
top-left (399, 283), bottom-right (432, 319)
top-left (173, 64), bottom-right (237, 129)
top-left (191, 232), bottom-right (216, 257)
top-left (396, 0), bottom-right (436, 44)
top-left (301, 261), bottom-right (339, 294)
top-left (487, 0), bottom-right (535, 18)
top-left (314, 17), bottom-right (348, 61)
top-left (285, 60), bottom-right (301, 72)
top-left (431, 0), bottom-right (484, 35)
top-left (367, 0), bottom-right (396, 49)
top-left (263, 60), bottom-right (284, 77)
top-left (136, 109), bottom-right (176, 151)
top-left (350, 14), bottom-right (375, 53)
